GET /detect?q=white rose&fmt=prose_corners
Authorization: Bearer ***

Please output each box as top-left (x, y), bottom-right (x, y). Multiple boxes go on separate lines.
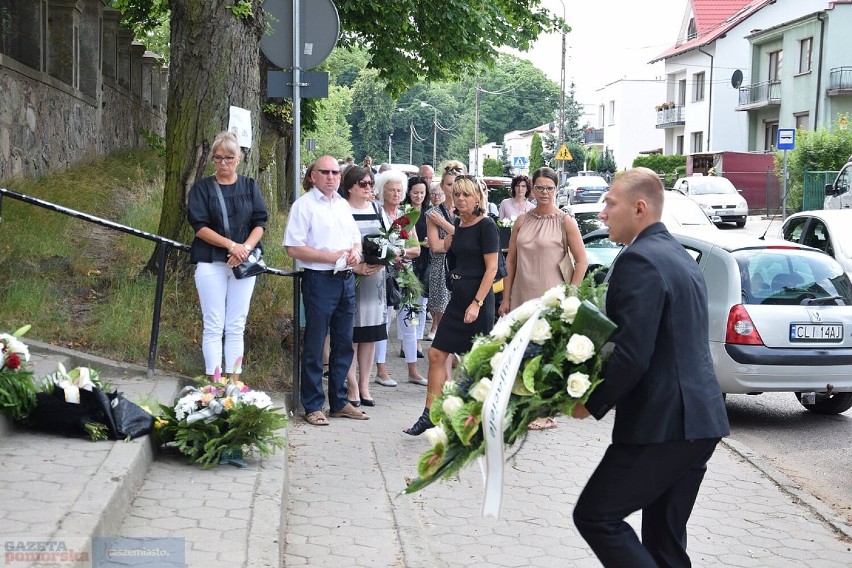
top-left (566, 372), bottom-right (592, 398)
top-left (513, 299), bottom-right (541, 324)
top-left (560, 295), bottom-right (582, 323)
top-left (442, 395), bottom-right (464, 417)
top-left (541, 285), bottom-right (566, 308)
top-left (530, 318), bottom-right (552, 344)
top-left (489, 350), bottom-right (506, 374)
top-left (566, 334), bottom-right (596, 364)
top-left (424, 424), bottom-right (449, 448)
top-left (469, 378), bottom-right (492, 402)
top-left (490, 318), bottom-right (513, 342)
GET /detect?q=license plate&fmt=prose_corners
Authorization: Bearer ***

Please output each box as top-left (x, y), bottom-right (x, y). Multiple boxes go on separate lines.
top-left (789, 323), bottom-right (843, 342)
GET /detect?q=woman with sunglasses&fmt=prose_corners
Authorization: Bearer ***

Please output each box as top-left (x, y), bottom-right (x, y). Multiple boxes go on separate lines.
top-left (187, 131), bottom-right (268, 382)
top-left (498, 166), bottom-right (588, 430)
top-left (342, 166), bottom-right (386, 406)
top-left (405, 176), bottom-right (430, 357)
top-left (405, 176), bottom-right (499, 436)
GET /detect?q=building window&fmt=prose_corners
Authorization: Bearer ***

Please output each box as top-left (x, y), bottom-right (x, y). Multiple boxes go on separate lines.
top-left (598, 104), bottom-right (605, 128)
top-left (608, 100), bottom-right (615, 125)
top-left (692, 72), bottom-right (705, 102)
top-left (691, 131), bottom-right (703, 153)
top-left (764, 121), bottom-right (779, 152)
top-left (678, 79), bottom-right (687, 106)
top-left (768, 50), bottom-right (783, 82)
top-left (798, 37), bottom-right (812, 74)
top-left (795, 113), bottom-right (809, 131)
top-left (676, 135), bottom-right (685, 155)
top-left (687, 18), bottom-right (697, 41)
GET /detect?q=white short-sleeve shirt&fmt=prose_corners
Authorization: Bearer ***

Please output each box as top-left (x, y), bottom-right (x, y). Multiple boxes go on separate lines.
top-left (283, 187), bottom-right (362, 270)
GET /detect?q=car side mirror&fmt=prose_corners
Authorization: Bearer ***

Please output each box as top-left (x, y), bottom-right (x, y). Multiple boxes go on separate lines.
top-left (825, 183), bottom-right (838, 197)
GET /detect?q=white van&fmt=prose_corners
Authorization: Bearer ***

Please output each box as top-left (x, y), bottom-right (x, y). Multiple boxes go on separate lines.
top-left (824, 155), bottom-right (852, 209)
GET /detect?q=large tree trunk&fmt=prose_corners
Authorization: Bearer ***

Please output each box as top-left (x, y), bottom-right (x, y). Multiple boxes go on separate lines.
top-left (145, 0), bottom-right (265, 273)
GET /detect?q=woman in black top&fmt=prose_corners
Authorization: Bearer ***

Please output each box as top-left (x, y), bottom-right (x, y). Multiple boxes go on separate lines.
top-left (404, 176), bottom-right (499, 435)
top-left (187, 131), bottom-right (268, 381)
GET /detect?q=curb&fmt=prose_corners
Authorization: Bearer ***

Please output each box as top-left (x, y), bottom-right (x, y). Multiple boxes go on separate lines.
top-left (721, 437), bottom-right (852, 541)
top-left (25, 338), bottom-right (151, 379)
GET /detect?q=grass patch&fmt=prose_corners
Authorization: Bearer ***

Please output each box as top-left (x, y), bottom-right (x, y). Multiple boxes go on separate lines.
top-left (0, 148), bottom-right (296, 391)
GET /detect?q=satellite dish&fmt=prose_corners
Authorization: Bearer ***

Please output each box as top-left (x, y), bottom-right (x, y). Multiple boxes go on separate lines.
top-left (731, 70), bottom-right (743, 89)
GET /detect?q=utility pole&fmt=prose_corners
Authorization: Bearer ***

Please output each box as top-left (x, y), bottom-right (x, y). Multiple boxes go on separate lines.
top-left (557, 0), bottom-right (566, 183)
top-left (388, 133), bottom-right (393, 163)
top-left (408, 122), bottom-right (414, 165)
top-left (474, 83), bottom-right (481, 176)
top-left (421, 101), bottom-right (437, 167)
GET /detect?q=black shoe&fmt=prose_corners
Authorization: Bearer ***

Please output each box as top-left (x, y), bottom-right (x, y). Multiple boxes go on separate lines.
top-left (403, 410), bottom-right (434, 436)
top-left (348, 399), bottom-right (361, 408)
top-left (399, 349), bottom-right (406, 358)
top-left (417, 350), bottom-right (424, 358)
top-left (360, 397), bottom-right (376, 407)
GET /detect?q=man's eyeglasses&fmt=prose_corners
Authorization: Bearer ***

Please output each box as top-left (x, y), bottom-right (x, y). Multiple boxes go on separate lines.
top-left (533, 184), bottom-right (557, 193)
top-left (212, 155), bottom-right (236, 163)
top-left (316, 169), bottom-right (341, 176)
top-left (356, 179), bottom-right (374, 188)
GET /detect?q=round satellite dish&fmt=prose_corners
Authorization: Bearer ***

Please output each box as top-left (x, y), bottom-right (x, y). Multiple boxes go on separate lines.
top-left (731, 70), bottom-right (743, 88)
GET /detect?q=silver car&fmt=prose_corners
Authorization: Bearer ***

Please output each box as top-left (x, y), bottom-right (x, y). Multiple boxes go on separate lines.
top-left (582, 229), bottom-right (852, 414)
top-left (672, 176), bottom-right (749, 227)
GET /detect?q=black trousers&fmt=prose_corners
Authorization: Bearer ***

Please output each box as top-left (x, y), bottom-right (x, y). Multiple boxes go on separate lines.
top-left (573, 438), bottom-right (720, 568)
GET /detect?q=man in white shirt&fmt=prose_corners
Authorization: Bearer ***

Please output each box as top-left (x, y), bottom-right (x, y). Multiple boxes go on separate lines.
top-left (284, 155), bottom-right (368, 425)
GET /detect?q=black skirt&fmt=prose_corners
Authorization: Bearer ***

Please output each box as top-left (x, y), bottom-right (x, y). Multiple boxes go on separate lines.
top-left (431, 278), bottom-right (494, 355)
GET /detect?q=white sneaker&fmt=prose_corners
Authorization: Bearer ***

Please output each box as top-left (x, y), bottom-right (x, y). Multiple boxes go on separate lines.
top-left (375, 377), bottom-right (398, 387)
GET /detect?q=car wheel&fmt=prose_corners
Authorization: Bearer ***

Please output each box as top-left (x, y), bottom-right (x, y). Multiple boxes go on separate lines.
top-left (795, 391), bottom-right (852, 415)
top-left (735, 219), bottom-right (746, 228)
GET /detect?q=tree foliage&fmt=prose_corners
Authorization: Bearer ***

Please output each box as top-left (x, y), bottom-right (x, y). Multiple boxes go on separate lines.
top-left (775, 124), bottom-right (852, 210)
top-left (303, 85), bottom-right (354, 163)
top-left (529, 133), bottom-right (544, 173)
top-left (482, 157), bottom-right (503, 176)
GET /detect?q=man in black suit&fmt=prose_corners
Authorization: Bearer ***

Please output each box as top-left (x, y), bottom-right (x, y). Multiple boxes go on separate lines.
top-left (572, 167), bottom-right (730, 567)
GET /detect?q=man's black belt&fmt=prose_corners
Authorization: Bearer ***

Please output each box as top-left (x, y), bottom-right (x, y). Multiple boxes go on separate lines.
top-left (305, 268), bottom-right (353, 279)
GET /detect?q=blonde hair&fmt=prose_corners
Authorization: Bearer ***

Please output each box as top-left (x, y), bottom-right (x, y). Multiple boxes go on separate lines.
top-left (210, 131), bottom-right (241, 161)
top-left (452, 176), bottom-right (487, 215)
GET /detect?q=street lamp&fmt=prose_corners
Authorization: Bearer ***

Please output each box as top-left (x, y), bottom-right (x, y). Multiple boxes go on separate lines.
top-left (388, 133), bottom-right (393, 163)
top-left (420, 101), bottom-right (438, 167)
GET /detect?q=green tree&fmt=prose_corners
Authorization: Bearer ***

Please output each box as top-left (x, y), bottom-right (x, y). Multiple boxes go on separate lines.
top-left (529, 133), bottom-right (544, 173)
top-left (303, 85), bottom-right (354, 163)
top-left (482, 157), bottom-right (503, 176)
top-left (776, 124), bottom-right (852, 210)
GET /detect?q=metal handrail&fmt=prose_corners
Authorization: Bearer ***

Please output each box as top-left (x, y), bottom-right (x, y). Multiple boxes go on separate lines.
top-left (0, 187), bottom-right (301, 388)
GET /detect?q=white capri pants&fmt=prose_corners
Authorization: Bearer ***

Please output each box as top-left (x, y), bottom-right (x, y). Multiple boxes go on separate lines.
top-left (375, 305), bottom-right (419, 364)
top-left (194, 261), bottom-right (257, 375)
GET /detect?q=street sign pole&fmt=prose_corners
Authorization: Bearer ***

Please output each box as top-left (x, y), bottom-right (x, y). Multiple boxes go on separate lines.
top-left (782, 149), bottom-right (788, 220)
top-left (292, 0), bottom-right (301, 205)
top-left (777, 128), bottom-right (796, 220)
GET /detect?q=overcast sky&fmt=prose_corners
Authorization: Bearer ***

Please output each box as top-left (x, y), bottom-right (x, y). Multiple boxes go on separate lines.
top-left (510, 0), bottom-right (688, 106)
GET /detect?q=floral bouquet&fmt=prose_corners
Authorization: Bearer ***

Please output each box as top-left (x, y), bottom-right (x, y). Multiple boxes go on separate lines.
top-left (403, 277), bottom-right (616, 498)
top-left (0, 325), bottom-right (36, 423)
top-left (156, 368), bottom-right (288, 468)
top-left (362, 204), bottom-right (421, 266)
top-left (30, 363), bottom-right (114, 441)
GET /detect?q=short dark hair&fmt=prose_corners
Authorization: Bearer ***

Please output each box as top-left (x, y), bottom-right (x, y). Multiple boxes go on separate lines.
top-left (341, 166), bottom-right (373, 199)
top-left (530, 167), bottom-right (559, 189)
top-left (511, 175), bottom-right (531, 198)
top-left (405, 176), bottom-right (429, 204)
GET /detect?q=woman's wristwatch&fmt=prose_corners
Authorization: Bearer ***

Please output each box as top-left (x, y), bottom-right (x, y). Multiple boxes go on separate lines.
top-left (473, 297), bottom-right (484, 307)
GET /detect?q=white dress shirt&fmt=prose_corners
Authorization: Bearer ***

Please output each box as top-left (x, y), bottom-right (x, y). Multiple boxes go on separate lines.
top-left (283, 187), bottom-right (361, 270)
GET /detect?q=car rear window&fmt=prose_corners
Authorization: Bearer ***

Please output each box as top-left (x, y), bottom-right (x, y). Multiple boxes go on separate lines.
top-left (734, 248), bottom-right (852, 305)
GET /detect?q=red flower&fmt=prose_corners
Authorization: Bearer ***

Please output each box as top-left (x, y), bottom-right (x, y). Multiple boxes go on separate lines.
top-left (5, 353), bottom-right (21, 370)
top-left (395, 216), bottom-right (411, 227)
top-left (400, 229), bottom-right (409, 239)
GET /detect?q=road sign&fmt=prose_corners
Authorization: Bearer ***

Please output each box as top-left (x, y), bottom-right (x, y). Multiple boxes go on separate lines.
top-left (555, 144), bottom-right (573, 161)
top-left (260, 0), bottom-right (340, 70)
top-left (512, 156), bottom-right (528, 168)
top-left (267, 70), bottom-right (329, 98)
top-left (777, 129), bottom-right (795, 150)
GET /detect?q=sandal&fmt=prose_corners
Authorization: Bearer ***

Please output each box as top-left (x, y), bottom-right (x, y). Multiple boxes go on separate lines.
top-left (330, 403), bottom-right (369, 420)
top-left (404, 409), bottom-right (434, 436)
top-left (305, 411), bottom-right (329, 426)
top-left (528, 416), bottom-right (557, 431)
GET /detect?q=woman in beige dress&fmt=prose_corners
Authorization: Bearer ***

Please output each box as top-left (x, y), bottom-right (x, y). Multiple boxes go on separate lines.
top-left (498, 166), bottom-right (588, 429)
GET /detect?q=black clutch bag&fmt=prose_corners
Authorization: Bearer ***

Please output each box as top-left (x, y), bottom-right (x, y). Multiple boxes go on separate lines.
top-left (362, 234), bottom-right (392, 266)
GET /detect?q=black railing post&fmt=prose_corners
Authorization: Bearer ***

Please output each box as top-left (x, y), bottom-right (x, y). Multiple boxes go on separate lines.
top-left (292, 272), bottom-right (302, 413)
top-left (147, 242), bottom-right (168, 379)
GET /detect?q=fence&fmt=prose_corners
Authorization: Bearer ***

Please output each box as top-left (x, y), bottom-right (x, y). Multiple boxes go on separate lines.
top-left (802, 171), bottom-right (839, 211)
top-left (0, 188), bottom-right (301, 393)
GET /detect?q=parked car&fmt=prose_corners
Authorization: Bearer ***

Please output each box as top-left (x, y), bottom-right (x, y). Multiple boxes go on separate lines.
top-left (565, 175), bottom-right (609, 204)
top-left (823, 154), bottom-right (852, 210)
top-left (672, 175), bottom-right (749, 227)
top-left (582, 229), bottom-right (852, 414)
top-left (780, 209), bottom-right (852, 277)
top-left (567, 191), bottom-right (719, 236)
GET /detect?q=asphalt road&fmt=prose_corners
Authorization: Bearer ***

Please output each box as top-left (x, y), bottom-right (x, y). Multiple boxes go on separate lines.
top-left (718, 216), bottom-right (852, 527)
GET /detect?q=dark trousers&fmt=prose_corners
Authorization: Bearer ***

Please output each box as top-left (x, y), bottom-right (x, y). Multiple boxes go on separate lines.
top-left (573, 438), bottom-right (720, 568)
top-left (300, 270), bottom-right (355, 414)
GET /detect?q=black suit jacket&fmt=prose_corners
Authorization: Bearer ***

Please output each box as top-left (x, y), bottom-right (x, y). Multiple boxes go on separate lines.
top-left (584, 223), bottom-right (730, 444)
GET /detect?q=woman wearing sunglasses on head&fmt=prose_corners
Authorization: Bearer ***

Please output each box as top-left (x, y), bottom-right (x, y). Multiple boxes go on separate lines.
top-left (343, 166), bottom-right (386, 407)
top-left (405, 176), bottom-right (499, 435)
top-left (187, 131), bottom-right (268, 382)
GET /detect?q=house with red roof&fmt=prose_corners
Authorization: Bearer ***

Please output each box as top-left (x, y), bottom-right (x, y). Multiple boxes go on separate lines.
top-left (650, 0), bottom-right (832, 155)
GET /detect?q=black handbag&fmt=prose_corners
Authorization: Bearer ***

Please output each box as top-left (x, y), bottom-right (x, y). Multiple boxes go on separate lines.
top-left (386, 268), bottom-right (402, 308)
top-left (213, 180), bottom-right (266, 279)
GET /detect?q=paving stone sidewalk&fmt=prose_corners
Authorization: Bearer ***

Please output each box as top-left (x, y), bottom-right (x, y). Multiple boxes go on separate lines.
top-left (284, 333), bottom-right (852, 568)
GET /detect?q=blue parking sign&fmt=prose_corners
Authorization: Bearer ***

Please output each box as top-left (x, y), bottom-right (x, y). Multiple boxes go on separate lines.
top-left (777, 129), bottom-right (795, 150)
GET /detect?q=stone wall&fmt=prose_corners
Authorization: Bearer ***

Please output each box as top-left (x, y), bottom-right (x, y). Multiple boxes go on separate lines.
top-left (0, 1), bottom-right (166, 181)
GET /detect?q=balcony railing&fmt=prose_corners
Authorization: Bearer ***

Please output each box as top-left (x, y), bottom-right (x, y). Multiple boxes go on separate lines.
top-left (827, 67), bottom-right (852, 96)
top-left (737, 80), bottom-right (781, 109)
top-left (583, 129), bottom-right (605, 144)
top-left (655, 105), bottom-right (685, 128)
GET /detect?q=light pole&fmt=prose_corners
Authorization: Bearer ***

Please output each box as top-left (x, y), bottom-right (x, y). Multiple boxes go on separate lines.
top-left (396, 108), bottom-right (414, 164)
top-left (421, 101), bottom-right (438, 167)
top-left (388, 133), bottom-right (393, 163)
top-left (556, 0), bottom-right (566, 183)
